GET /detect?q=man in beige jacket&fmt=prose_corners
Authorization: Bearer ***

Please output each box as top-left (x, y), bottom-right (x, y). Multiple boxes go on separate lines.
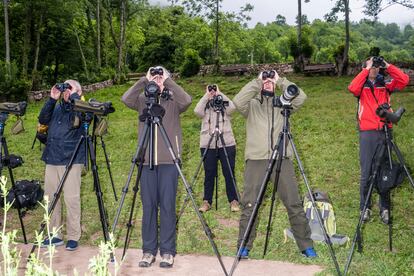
top-left (233, 70), bottom-right (316, 258)
top-left (194, 84), bottom-right (240, 213)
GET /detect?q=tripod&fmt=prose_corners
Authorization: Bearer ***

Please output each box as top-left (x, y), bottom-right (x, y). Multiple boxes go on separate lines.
top-left (29, 113), bottom-right (111, 256)
top-left (92, 116), bottom-right (117, 201)
top-left (0, 112), bottom-right (28, 243)
top-left (111, 100), bottom-right (229, 275)
top-left (176, 108), bottom-right (240, 223)
top-left (229, 105), bottom-right (342, 276)
top-left (344, 123), bottom-right (414, 275)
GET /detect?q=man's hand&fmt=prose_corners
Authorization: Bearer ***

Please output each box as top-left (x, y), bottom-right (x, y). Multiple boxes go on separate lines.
top-left (383, 59), bottom-right (390, 68)
top-left (50, 86), bottom-right (61, 100)
top-left (365, 57), bottom-right (374, 70)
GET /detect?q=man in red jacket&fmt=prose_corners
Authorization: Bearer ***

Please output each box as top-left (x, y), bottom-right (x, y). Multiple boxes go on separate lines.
top-left (348, 57), bottom-right (409, 224)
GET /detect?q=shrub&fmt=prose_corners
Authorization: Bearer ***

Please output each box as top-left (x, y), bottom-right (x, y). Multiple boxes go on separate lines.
top-left (180, 49), bottom-right (202, 78)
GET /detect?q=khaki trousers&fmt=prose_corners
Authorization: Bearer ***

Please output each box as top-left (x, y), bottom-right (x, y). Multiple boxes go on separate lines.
top-left (44, 164), bottom-right (82, 241)
top-left (237, 159), bottom-right (313, 251)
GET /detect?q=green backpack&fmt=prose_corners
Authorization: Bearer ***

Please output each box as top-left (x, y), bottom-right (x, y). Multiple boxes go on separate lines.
top-left (284, 190), bottom-right (349, 246)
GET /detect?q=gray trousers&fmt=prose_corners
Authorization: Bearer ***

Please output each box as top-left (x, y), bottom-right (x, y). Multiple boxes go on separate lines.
top-left (140, 164), bottom-right (178, 256)
top-left (237, 159), bottom-right (313, 251)
top-left (359, 130), bottom-right (390, 211)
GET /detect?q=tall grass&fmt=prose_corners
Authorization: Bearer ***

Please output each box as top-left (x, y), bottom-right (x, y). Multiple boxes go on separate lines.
top-left (2, 75), bottom-right (414, 275)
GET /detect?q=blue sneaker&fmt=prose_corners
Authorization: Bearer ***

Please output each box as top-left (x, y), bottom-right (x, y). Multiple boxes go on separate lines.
top-left (65, 240), bottom-right (78, 251)
top-left (239, 247), bottom-right (249, 259)
top-left (302, 247), bottom-right (318, 258)
top-left (40, 237), bottom-right (64, 248)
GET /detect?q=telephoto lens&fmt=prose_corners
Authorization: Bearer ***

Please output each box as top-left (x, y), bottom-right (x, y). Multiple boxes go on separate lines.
top-left (279, 84), bottom-right (299, 105)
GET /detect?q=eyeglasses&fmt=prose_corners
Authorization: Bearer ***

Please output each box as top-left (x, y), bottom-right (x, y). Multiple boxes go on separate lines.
top-left (208, 84), bottom-right (217, 92)
top-left (150, 67), bottom-right (164, 76)
top-left (261, 70), bottom-right (276, 80)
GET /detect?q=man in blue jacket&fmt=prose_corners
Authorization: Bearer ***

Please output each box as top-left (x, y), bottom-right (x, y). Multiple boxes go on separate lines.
top-left (38, 80), bottom-right (85, 251)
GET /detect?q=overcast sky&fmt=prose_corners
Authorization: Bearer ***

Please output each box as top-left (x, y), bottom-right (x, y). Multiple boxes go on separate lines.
top-left (149, 0), bottom-right (414, 28)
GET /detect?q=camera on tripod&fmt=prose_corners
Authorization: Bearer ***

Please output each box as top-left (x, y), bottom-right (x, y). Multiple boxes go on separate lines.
top-left (144, 81), bottom-right (171, 104)
top-left (209, 95), bottom-right (229, 112)
top-left (71, 99), bottom-right (115, 116)
top-left (273, 84), bottom-right (300, 108)
top-left (0, 102), bottom-right (27, 117)
top-left (376, 103), bottom-right (405, 123)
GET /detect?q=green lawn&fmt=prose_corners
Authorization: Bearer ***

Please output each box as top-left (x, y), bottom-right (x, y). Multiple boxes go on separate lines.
top-left (2, 75), bottom-right (414, 275)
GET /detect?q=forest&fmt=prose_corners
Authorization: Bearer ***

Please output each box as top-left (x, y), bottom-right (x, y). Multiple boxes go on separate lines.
top-left (0, 0), bottom-right (413, 100)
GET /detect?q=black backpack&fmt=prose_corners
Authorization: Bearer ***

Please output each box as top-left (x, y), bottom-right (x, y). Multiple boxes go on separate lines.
top-left (2, 180), bottom-right (44, 210)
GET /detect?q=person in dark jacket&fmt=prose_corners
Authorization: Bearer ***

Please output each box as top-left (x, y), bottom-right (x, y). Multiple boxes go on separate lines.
top-left (38, 79), bottom-right (85, 251)
top-left (348, 57), bottom-right (409, 224)
top-left (122, 66), bottom-right (191, 268)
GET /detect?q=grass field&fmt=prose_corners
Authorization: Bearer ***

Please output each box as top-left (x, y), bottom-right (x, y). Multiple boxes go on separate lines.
top-left (2, 74), bottom-right (414, 275)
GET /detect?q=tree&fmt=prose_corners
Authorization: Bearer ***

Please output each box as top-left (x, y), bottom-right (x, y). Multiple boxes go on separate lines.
top-left (326, 0), bottom-right (350, 76)
top-left (364, 0), bottom-right (414, 21)
top-left (3, 0), bottom-right (10, 76)
top-left (296, 0), bottom-right (310, 71)
top-left (275, 14), bottom-right (286, 25)
top-left (105, 0), bottom-right (127, 79)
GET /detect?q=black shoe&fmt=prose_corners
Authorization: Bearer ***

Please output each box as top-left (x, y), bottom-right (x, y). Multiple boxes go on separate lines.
top-left (380, 209), bottom-right (390, 224)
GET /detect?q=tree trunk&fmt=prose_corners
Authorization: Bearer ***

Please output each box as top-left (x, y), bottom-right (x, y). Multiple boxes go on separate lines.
top-left (32, 13), bottom-right (43, 90)
top-left (117, 0), bottom-right (126, 75)
top-left (297, 0), bottom-right (303, 72)
top-left (97, 0), bottom-right (101, 70)
top-left (214, 0), bottom-right (219, 73)
top-left (53, 54), bottom-right (59, 84)
top-left (339, 0), bottom-right (350, 76)
top-left (3, 0), bottom-right (11, 76)
top-left (74, 29), bottom-right (89, 80)
top-left (22, 1), bottom-right (32, 79)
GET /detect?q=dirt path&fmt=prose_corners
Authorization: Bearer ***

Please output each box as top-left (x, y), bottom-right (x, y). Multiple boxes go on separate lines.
top-left (18, 245), bottom-right (323, 275)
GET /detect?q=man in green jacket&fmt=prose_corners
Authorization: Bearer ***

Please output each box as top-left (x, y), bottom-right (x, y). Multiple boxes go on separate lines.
top-left (233, 70), bottom-right (316, 258)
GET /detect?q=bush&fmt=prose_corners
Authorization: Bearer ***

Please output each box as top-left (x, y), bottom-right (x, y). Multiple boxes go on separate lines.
top-left (0, 61), bottom-right (31, 101)
top-left (180, 49), bottom-right (202, 78)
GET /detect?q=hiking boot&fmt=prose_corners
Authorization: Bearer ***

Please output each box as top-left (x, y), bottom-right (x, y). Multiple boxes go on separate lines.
top-left (361, 208), bottom-right (371, 223)
top-left (301, 247), bottom-right (318, 258)
top-left (198, 200), bottom-right (211, 213)
top-left (65, 240), bottom-right (78, 251)
top-left (160, 254), bottom-right (174, 268)
top-left (239, 247), bottom-right (249, 259)
top-left (139, 253), bottom-right (155, 267)
top-left (230, 200), bottom-right (240, 212)
top-left (380, 209), bottom-right (390, 225)
top-left (40, 237), bottom-right (64, 248)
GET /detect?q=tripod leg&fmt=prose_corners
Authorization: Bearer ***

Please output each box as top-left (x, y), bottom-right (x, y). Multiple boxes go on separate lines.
top-left (112, 123), bottom-right (150, 234)
top-left (100, 136), bottom-right (118, 201)
top-left (344, 170), bottom-right (379, 275)
top-left (218, 134), bottom-right (241, 201)
top-left (215, 146), bottom-right (219, 210)
top-left (29, 136), bottom-right (84, 256)
top-left (87, 135), bottom-right (110, 243)
top-left (388, 202), bottom-right (393, 252)
top-left (390, 141), bottom-right (414, 189)
top-left (229, 148), bottom-right (280, 276)
top-left (122, 166), bottom-right (143, 260)
top-left (176, 134), bottom-right (216, 225)
top-left (156, 121), bottom-right (229, 276)
top-left (1, 137), bottom-right (28, 244)
top-left (263, 149), bottom-right (283, 258)
top-left (288, 133), bottom-right (342, 276)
